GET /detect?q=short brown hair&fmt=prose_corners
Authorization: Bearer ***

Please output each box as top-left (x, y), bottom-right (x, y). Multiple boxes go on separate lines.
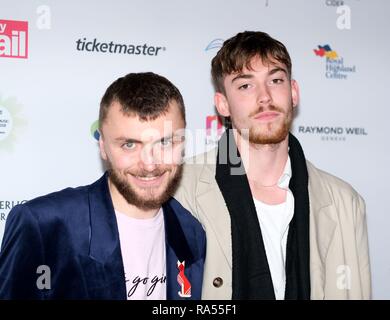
top-left (211, 31), bottom-right (292, 93)
top-left (99, 72), bottom-right (185, 129)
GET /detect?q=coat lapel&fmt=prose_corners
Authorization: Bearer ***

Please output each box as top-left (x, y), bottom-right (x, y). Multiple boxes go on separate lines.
top-left (86, 173), bottom-right (127, 299)
top-left (163, 201), bottom-right (196, 300)
top-left (307, 162), bottom-right (337, 263)
top-left (196, 163), bottom-right (232, 268)
top-left (188, 145), bottom-right (338, 299)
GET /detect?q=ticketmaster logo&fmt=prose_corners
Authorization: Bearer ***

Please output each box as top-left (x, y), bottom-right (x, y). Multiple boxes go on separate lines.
top-left (76, 37), bottom-right (166, 56)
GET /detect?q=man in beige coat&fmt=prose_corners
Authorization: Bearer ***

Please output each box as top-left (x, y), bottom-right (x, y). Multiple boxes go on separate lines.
top-left (175, 31), bottom-right (371, 300)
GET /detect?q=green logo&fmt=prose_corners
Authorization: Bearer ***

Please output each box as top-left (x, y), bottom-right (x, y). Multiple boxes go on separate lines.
top-left (0, 95), bottom-right (27, 151)
top-left (90, 120), bottom-right (100, 140)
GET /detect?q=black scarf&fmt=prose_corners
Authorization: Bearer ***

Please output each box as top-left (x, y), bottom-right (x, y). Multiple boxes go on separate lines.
top-left (215, 130), bottom-right (310, 299)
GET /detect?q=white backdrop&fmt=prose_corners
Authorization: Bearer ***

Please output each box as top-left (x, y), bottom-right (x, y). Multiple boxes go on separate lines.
top-left (1, 0), bottom-right (389, 299)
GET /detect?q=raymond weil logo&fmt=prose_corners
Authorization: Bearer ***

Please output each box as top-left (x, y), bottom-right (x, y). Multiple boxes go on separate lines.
top-left (314, 44), bottom-right (356, 79)
top-left (296, 125), bottom-right (367, 142)
top-left (0, 95), bottom-right (27, 151)
top-left (0, 19), bottom-right (28, 59)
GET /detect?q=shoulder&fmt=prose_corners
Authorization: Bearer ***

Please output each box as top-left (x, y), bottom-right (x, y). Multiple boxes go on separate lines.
top-left (174, 149), bottom-right (217, 216)
top-left (166, 197), bottom-right (204, 235)
top-left (177, 149), bottom-right (217, 193)
top-left (306, 160), bottom-right (365, 210)
top-left (7, 182), bottom-right (93, 227)
top-left (307, 161), bottom-right (359, 195)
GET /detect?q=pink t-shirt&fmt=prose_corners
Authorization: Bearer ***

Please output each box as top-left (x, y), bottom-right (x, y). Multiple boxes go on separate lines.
top-left (115, 208), bottom-right (166, 300)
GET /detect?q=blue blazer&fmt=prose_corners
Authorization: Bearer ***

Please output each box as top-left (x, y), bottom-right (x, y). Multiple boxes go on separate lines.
top-left (0, 174), bottom-right (206, 299)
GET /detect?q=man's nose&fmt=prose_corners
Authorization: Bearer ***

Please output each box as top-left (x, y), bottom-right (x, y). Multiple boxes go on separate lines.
top-left (139, 145), bottom-right (158, 171)
top-left (257, 84), bottom-right (272, 106)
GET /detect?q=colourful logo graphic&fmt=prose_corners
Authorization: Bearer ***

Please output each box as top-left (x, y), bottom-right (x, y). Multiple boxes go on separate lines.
top-left (314, 44), bottom-right (338, 60)
top-left (0, 95), bottom-right (27, 151)
top-left (90, 120), bottom-right (100, 141)
top-left (177, 260), bottom-right (191, 298)
top-left (205, 115), bottom-right (224, 147)
top-left (0, 19), bottom-right (28, 59)
top-left (206, 115), bottom-right (223, 137)
top-left (205, 38), bottom-right (224, 51)
top-left (313, 44), bottom-right (356, 79)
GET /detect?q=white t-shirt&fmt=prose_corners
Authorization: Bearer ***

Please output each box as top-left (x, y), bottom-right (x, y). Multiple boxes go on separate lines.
top-left (115, 208), bottom-right (167, 300)
top-left (253, 157), bottom-right (294, 300)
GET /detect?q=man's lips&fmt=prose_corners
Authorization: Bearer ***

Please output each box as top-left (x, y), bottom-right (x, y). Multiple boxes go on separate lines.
top-left (128, 172), bottom-right (167, 187)
top-left (253, 111), bottom-right (280, 121)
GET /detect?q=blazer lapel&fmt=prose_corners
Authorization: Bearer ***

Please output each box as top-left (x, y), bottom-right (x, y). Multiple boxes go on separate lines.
top-left (307, 162), bottom-right (337, 298)
top-left (196, 166), bottom-right (232, 268)
top-left (193, 148), bottom-right (232, 269)
top-left (86, 173), bottom-right (126, 299)
top-left (163, 201), bottom-right (195, 300)
top-left (307, 162), bottom-right (337, 262)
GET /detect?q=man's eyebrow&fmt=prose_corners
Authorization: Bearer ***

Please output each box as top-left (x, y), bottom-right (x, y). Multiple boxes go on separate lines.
top-left (230, 67), bottom-right (287, 83)
top-left (115, 137), bottom-right (142, 144)
top-left (156, 133), bottom-right (184, 143)
top-left (231, 74), bottom-right (254, 83)
top-left (114, 133), bottom-right (183, 145)
top-left (268, 67), bottom-right (288, 76)
top-left (157, 134), bottom-right (173, 142)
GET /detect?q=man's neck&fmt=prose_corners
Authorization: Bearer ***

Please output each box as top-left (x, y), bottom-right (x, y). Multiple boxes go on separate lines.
top-left (235, 131), bottom-right (288, 183)
top-left (108, 178), bottom-right (160, 219)
top-left (235, 131), bottom-right (289, 205)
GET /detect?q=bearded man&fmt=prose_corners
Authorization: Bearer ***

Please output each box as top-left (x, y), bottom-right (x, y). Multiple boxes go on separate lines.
top-left (0, 72), bottom-right (205, 300)
top-left (175, 31), bottom-right (371, 300)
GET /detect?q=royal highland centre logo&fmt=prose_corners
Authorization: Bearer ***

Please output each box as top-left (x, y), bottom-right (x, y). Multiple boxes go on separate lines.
top-left (314, 44), bottom-right (356, 79)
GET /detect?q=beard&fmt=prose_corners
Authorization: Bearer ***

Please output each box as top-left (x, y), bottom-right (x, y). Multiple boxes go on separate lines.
top-left (107, 162), bottom-right (183, 211)
top-left (234, 103), bottom-right (293, 145)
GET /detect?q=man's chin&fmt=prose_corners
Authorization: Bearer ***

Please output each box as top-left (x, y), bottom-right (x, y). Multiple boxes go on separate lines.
top-left (132, 188), bottom-right (165, 202)
top-left (124, 180), bottom-right (175, 210)
top-left (249, 134), bottom-right (288, 145)
top-left (248, 126), bottom-right (290, 145)
top-left (108, 164), bottom-right (183, 210)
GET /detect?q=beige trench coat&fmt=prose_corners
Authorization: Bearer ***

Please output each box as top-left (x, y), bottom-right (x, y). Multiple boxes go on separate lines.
top-left (175, 148), bottom-right (371, 300)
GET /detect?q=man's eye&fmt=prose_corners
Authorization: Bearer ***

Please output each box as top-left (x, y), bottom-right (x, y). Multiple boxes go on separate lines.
top-left (238, 84), bottom-right (251, 90)
top-left (160, 139), bottom-right (172, 147)
top-left (271, 78), bottom-right (284, 84)
top-left (123, 142), bottom-right (136, 149)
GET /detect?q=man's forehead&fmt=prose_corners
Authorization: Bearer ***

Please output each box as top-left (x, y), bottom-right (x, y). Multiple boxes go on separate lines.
top-left (236, 56), bottom-right (285, 74)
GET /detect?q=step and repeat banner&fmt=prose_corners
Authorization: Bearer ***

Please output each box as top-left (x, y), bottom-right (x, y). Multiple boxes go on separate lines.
top-left (1, 0), bottom-right (389, 299)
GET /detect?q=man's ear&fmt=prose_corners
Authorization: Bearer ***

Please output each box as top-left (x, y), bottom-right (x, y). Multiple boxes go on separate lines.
top-left (214, 92), bottom-right (231, 117)
top-left (291, 79), bottom-right (300, 109)
top-left (98, 131), bottom-right (107, 161)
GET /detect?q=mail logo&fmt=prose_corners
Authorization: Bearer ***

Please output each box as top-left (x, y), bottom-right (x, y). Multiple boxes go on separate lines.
top-left (0, 19), bottom-right (28, 59)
